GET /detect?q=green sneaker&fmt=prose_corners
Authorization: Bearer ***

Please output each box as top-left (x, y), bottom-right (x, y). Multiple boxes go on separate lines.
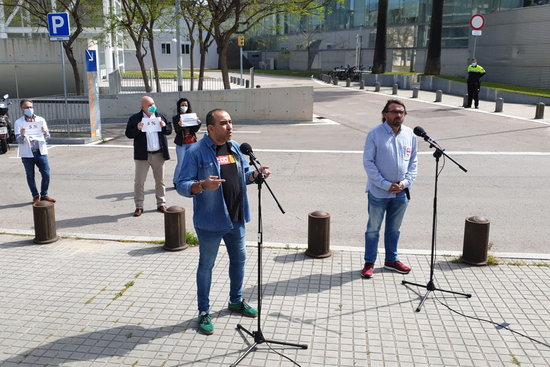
top-left (198, 313), bottom-right (214, 335)
top-left (228, 299), bottom-right (258, 318)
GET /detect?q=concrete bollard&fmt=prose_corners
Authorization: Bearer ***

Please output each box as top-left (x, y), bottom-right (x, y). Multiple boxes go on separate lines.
top-left (392, 83), bottom-right (398, 95)
top-left (435, 90), bottom-right (442, 102)
top-left (374, 82), bottom-right (380, 92)
top-left (333, 77), bottom-right (338, 86)
top-left (412, 87), bottom-right (419, 98)
top-left (256, 85), bottom-right (261, 88)
top-left (535, 102), bottom-right (545, 119)
top-left (461, 216), bottom-right (490, 265)
top-left (245, 80), bottom-right (250, 88)
top-left (359, 80), bottom-right (365, 89)
top-left (306, 211), bottom-right (331, 258)
top-left (463, 94), bottom-right (469, 108)
top-left (33, 201), bottom-right (58, 244)
top-left (163, 206), bottom-right (189, 251)
top-left (346, 78), bottom-right (351, 87)
top-left (495, 98), bottom-right (504, 113)
top-left (230, 76), bottom-right (234, 83)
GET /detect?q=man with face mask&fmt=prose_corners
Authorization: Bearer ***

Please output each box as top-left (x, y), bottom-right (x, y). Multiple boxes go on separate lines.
top-left (125, 96), bottom-right (172, 217)
top-left (14, 99), bottom-right (55, 203)
top-left (466, 58), bottom-right (486, 109)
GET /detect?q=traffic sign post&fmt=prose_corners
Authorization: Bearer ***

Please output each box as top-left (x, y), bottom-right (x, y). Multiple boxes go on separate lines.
top-left (238, 36), bottom-right (245, 85)
top-left (85, 50), bottom-right (101, 140)
top-left (469, 14), bottom-right (485, 59)
top-left (48, 13), bottom-right (71, 136)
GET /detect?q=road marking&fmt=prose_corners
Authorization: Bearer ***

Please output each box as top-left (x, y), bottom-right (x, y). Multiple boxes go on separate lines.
top-left (50, 144), bottom-right (550, 156)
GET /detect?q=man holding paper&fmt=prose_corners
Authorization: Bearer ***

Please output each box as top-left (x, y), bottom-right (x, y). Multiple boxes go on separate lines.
top-left (125, 96), bottom-right (172, 217)
top-left (14, 99), bottom-right (55, 204)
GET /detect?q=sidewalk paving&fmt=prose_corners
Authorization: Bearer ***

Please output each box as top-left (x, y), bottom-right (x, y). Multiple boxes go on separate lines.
top-left (1, 233), bottom-right (549, 366)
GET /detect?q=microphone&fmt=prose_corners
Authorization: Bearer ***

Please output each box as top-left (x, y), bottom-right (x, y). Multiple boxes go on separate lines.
top-left (239, 142), bottom-right (258, 162)
top-left (413, 126), bottom-right (435, 142)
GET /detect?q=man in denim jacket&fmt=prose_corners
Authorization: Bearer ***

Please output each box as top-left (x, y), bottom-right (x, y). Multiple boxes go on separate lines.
top-left (176, 108), bottom-right (271, 335)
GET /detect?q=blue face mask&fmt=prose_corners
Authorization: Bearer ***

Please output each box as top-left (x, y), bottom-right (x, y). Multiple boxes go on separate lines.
top-left (147, 105), bottom-right (157, 114)
top-left (23, 108), bottom-right (34, 117)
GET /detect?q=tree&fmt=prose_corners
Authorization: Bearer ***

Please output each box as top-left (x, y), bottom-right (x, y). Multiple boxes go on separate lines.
top-left (424, 0), bottom-right (444, 75)
top-left (3, 0), bottom-right (101, 95)
top-left (205, 0), bottom-right (330, 89)
top-left (372, 0), bottom-right (388, 74)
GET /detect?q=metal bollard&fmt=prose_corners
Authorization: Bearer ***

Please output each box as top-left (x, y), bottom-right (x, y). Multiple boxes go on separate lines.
top-left (392, 83), bottom-right (398, 95)
top-left (435, 90), bottom-right (442, 102)
top-left (495, 98), bottom-right (504, 113)
top-left (374, 82), bottom-right (380, 92)
top-left (461, 216), bottom-right (490, 265)
top-left (412, 87), bottom-right (419, 98)
top-left (245, 80), bottom-right (250, 88)
top-left (256, 85), bottom-right (261, 88)
top-left (333, 77), bottom-right (338, 85)
top-left (346, 78), bottom-right (351, 87)
top-left (163, 206), bottom-right (189, 251)
top-left (306, 211), bottom-right (331, 258)
top-left (463, 94), bottom-right (469, 108)
top-left (359, 80), bottom-right (365, 89)
top-left (230, 76), bottom-right (234, 83)
top-left (535, 102), bottom-right (545, 119)
top-left (33, 201), bottom-right (58, 244)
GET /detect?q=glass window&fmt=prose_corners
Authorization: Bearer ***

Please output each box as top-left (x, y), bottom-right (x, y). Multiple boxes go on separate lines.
top-left (161, 43), bottom-right (171, 54)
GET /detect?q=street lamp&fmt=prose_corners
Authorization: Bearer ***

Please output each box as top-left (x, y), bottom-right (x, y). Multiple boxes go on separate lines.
top-left (174, 0), bottom-right (183, 91)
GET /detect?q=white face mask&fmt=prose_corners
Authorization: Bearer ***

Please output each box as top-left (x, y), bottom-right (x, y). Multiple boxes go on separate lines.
top-left (472, 63), bottom-right (477, 67)
top-left (180, 106), bottom-right (188, 113)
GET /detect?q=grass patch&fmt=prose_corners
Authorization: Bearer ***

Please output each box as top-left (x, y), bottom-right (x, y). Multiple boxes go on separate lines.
top-left (186, 232), bottom-right (199, 246)
top-left (486, 254), bottom-right (500, 265)
top-left (113, 280), bottom-right (135, 301)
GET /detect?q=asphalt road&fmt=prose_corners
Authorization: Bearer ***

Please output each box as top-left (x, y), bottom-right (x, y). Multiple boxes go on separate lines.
top-left (2, 75), bottom-right (550, 255)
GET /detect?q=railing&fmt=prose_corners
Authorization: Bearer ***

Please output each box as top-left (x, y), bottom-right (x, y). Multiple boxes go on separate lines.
top-left (119, 76), bottom-right (225, 93)
top-left (8, 97), bottom-right (90, 135)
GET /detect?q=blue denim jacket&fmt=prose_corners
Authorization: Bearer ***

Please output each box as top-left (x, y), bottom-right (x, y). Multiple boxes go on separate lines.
top-left (176, 134), bottom-right (254, 231)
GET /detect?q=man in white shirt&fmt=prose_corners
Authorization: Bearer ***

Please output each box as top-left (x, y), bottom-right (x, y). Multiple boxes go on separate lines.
top-left (14, 99), bottom-right (56, 204)
top-left (125, 96), bottom-right (172, 217)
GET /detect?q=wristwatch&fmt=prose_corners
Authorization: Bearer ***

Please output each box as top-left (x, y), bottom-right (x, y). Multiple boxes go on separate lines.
top-left (196, 181), bottom-right (204, 193)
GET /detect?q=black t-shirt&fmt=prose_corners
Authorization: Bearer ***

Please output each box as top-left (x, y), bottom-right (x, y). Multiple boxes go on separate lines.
top-left (216, 143), bottom-right (242, 222)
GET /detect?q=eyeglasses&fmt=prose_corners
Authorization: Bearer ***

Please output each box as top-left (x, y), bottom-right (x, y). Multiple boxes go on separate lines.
top-left (386, 110), bottom-right (405, 115)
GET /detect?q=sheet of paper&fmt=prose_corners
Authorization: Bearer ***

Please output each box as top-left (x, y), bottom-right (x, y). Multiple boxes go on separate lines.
top-left (141, 117), bottom-right (162, 133)
top-left (24, 120), bottom-right (44, 139)
top-left (180, 113), bottom-right (199, 127)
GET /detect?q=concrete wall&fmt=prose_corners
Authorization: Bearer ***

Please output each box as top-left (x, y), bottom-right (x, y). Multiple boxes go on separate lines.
top-left (0, 37), bottom-right (89, 97)
top-left (99, 86), bottom-right (313, 123)
top-left (472, 4), bottom-right (550, 88)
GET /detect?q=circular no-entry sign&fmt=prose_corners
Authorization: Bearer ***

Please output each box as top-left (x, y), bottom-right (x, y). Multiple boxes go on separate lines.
top-left (470, 14), bottom-right (485, 30)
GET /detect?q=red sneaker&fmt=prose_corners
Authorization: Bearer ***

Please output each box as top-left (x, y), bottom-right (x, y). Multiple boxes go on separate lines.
top-left (384, 261), bottom-right (411, 274)
top-left (361, 262), bottom-right (374, 279)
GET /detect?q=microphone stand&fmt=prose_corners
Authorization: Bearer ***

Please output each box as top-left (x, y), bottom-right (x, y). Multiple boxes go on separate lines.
top-left (231, 156), bottom-right (307, 367)
top-left (402, 135), bottom-right (472, 312)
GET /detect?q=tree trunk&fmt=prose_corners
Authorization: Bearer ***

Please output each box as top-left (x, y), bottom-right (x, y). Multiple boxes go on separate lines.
top-left (136, 49), bottom-right (151, 92)
top-left (424, 0), bottom-right (444, 75)
top-left (372, 0), bottom-right (388, 74)
top-left (189, 41), bottom-right (195, 91)
top-left (148, 36), bottom-right (161, 92)
top-left (217, 39), bottom-right (230, 89)
top-left (63, 44), bottom-right (83, 95)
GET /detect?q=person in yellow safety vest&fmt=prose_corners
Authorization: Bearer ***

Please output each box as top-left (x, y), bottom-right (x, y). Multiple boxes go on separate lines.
top-left (466, 58), bottom-right (486, 109)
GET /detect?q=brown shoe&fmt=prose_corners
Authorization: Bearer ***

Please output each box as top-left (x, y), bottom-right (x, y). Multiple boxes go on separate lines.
top-left (32, 196), bottom-right (40, 204)
top-left (157, 205), bottom-right (167, 213)
top-left (40, 196), bottom-right (56, 203)
top-left (361, 262), bottom-right (375, 279)
top-left (133, 208), bottom-right (143, 217)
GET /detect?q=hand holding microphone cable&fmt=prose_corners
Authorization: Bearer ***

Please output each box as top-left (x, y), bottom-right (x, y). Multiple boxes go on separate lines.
top-left (239, 142), bottom-right (271, 180)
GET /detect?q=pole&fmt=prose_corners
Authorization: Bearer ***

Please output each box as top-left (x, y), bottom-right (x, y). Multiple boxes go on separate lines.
top-left (60, 42), bottom-right (70, 137)
top-left (239, 46), bottom-right (243, 83)
top-left (175, 0), bottom-right (182, 91)
top-left (472, 36), bottom-right (477, 60)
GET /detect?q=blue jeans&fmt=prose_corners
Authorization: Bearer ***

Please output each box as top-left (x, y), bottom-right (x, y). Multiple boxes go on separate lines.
top-left (173, 144), bottom-right (191, 185)
top-left (364, 191), bottom-right (409, 263)
top-left (21, 151), bottom-right (50, 198)
top-left (196, 221), bottom-right (247, 313)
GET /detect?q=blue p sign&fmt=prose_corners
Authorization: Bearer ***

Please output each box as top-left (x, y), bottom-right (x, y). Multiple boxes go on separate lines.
top-left (47, 13), bottom-right (70, 41)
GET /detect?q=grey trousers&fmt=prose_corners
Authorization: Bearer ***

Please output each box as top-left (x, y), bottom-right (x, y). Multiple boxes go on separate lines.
top-left (134, 153), bottom-right (166, 208)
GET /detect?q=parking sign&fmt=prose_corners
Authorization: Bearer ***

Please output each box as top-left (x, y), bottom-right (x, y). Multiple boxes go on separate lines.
top-left (47, 13), bottom-right (70, 41)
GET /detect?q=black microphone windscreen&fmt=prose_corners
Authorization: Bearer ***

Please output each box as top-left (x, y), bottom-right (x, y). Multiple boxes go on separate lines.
top-left (413, 126), bottom-right (426, 137)
top-left (239, 143), bottom-right (253, 155)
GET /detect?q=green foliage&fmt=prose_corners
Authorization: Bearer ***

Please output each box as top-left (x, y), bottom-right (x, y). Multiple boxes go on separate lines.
top-left (186, 232), bottom-right (199, 246)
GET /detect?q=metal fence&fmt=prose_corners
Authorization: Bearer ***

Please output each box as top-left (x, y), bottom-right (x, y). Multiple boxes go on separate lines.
top-left (8, 97), bottom-right (90, 135)
top-left (118, 76), bottom-right (225, 93)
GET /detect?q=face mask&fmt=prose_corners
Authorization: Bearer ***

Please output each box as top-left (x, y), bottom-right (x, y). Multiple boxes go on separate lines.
top-left (23, 108), bottom-right (34, 117)
top-left (471, 63), bottom-right (477, 67)
top-left (180, 106), bottom-right (188, 113)
top-left (147, 105), bottom-right (157, 114)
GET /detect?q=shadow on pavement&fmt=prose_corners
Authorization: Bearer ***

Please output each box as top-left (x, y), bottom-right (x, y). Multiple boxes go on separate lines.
top-left (1, 321), bottom-right (195, 366)
top-left (55, 213), bottom-right (132, 229)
